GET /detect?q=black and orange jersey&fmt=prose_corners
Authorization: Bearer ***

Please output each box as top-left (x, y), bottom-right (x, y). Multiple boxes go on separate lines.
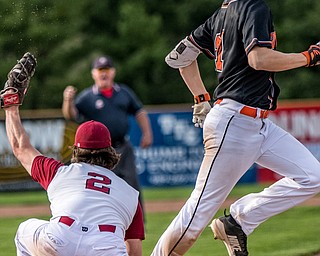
top-left (189, 0), bottom-right (280, 110)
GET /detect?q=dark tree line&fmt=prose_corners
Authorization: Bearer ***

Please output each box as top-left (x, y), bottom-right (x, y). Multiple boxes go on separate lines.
top-left (0, 0), bottom-right (319, 109)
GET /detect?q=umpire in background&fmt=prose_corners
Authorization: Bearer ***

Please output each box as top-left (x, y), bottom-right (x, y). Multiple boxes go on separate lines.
top-left (62, 55), bottom-right (153, 220)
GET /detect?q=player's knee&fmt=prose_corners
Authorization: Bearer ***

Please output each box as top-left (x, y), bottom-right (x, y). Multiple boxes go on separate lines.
top-left (296, 167), bottom-right (320, 191)
top-left (310, 170), bottom-right (320, 191)
top-left (183, 232), bottom-right (200, 246)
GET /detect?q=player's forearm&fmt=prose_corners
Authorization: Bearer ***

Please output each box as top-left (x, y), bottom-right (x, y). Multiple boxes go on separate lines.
top-left (179, 60), bottom-right (209, 96)
top-left (248, 47), bottom-right (307, 72)
top-left (5, 107), bottom-right (28, 152)
top-left (5, 107), bottom-right (40, 174)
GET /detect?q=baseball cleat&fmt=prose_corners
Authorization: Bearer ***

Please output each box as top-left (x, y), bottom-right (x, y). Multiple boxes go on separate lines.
top-left (210, 211), bottom-right (248, 256)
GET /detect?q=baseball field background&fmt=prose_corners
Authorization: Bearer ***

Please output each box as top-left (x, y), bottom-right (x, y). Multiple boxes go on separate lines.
top-left (0, 184), bottom-right (319, 256)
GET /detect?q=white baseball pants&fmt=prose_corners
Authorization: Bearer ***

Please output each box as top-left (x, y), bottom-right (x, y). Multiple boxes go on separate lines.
top-left (15, 218), bottom-right (127, 256)
top-left (151, 99), bottom-right (320, 256)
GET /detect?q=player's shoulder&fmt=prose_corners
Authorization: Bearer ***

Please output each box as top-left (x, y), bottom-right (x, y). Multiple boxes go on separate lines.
top-left (233, 0), bottom-right (270, 20)
top-left (237, 0), bottom-right (269, 10)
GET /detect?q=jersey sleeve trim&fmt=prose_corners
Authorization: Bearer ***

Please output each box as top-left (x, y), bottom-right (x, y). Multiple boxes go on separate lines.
top-left (245, 38), bottom-right (273, 54)
top-left (189, 35), bottom-right (215, 59)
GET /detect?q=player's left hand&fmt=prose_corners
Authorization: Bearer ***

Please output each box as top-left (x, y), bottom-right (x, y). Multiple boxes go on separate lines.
top-left (0, 52), bottom-right (37, 108)
top-left (192, 101), bottom-right (212, 128)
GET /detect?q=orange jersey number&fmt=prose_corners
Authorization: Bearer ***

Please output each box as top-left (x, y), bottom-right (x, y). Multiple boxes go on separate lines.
top-left (215, 31), bottom-right (224, 72)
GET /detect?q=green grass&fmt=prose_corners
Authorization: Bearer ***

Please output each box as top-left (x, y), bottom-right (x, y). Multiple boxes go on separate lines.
top-left (142, 183), bottom-right (269, 201)
top-left (0, 185), bottom-right (319, 256)
top-left (144, 207), bottom-right (320, 256)
top-left (0, 190), bottom-right (48, 205)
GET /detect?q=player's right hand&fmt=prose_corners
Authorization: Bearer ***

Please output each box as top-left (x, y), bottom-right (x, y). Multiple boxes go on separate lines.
top-left (302, 42), bottom-right (320, 67)
top-left (63, 85), bottom-right (77, 101)
top-left (192, 101), bottom-right (212, 128)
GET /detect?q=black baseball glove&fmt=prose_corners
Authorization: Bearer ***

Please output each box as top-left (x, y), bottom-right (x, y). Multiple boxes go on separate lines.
top-left (0, 52), bottom-right (37, 108)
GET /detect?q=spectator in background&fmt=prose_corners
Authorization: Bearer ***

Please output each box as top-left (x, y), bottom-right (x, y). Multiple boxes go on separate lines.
top-left (62, 55), bottom-right (153, 221)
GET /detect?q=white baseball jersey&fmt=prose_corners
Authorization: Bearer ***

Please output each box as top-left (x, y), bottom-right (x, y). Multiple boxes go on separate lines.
top-left (47, 162), bottom-right (139, 228)
top-left (15, 156), bottom-right (144, 256)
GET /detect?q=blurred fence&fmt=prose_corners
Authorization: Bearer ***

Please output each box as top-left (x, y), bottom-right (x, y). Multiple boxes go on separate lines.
top-left (1, 100), bottom-right (320, 191)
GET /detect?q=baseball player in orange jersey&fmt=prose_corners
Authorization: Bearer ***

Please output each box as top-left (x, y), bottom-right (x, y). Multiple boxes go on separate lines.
top-left (152, 0), bottom-right (320, 255)
top-left (1, 55), bottom-right (144, 256)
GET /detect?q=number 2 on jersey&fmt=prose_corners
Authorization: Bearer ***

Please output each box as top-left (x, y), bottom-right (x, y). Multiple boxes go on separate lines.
top-left (215, 31), bottom-right (224, 72)
top-left (86, 172), bottom-right (111, 194)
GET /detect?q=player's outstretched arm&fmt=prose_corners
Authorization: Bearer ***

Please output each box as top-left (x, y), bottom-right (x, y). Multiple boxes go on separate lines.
top-left (4, 106), bottom-right (41, 175)
top-left (1, 52), bottom-right (41, 175)
top-left (248, 43), bottom-right (320, 72)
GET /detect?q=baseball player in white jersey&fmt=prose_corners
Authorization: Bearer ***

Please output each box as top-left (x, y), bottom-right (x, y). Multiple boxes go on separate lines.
top-left (151, 0), bottom-right (320, 255)
top-left (3, 67), bottom-right (145, 256)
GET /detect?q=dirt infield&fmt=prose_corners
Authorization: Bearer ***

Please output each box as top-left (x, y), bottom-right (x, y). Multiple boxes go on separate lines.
top-left (1, 196), bottom-right (320, 218)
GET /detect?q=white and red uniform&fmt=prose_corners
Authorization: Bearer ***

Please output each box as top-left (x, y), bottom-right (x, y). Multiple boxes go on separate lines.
top-left (15, 155), bottom-right (144, 256)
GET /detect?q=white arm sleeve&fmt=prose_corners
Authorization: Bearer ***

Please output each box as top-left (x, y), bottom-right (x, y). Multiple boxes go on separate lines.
top-left (165, 37), bottom-right (201, 69)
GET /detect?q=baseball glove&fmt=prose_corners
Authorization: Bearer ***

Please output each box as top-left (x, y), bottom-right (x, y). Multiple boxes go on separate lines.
top-left (0, 52), bottom-right (37, 108)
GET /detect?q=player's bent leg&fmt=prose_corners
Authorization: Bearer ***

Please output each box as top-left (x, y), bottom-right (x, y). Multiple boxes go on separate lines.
top-left (230, 121), bottom-right (320, 235)
top-left (15, 218), bottom-right (49, 256)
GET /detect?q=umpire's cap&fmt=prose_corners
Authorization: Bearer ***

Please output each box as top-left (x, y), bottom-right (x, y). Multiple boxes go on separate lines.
top-left (92, 55), bottom-right (114, 69)
top-left (74, 120), bottom-right (112, 149)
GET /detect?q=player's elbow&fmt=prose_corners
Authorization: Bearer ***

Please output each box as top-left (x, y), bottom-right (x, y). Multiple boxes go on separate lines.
top-left (248, 46), bottom-right (272, 70)
top-left (248, 55), bottom-right (265, 70)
